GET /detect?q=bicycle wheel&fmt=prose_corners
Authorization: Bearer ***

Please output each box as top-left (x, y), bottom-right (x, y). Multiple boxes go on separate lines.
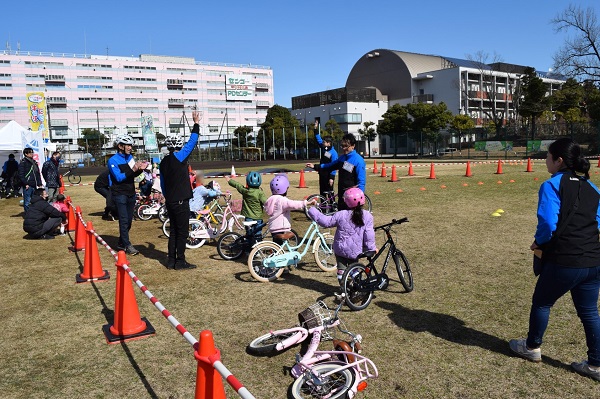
top-left (68, 173), bottom-right (81, 185)
top-left (162, 218), bottom-right (170, 238)
top-left (341, 263), bottom-right (374, 311)
top-left (248, 241), bottom-right (284, 282)
top-left (394, 249), bottom-right (414, 292)
top-left (158, 205), bottom-right (168, 223)
top-left (364, 194), bottom-right (372, 212)
top-left (304, 194), bottom-right (327, 219)
top-left (217, 232), bottom-right (244, 260)
top-left (187, 219), bottom-right (207, 249)
top-left (290, 363), bottom-right (354, 399)
top-left (313, 233), bottom-right (336, 272)
top-left (247, 330), bottom-right (301, 356)
top-left (136, 204), bottom-right (153, 221)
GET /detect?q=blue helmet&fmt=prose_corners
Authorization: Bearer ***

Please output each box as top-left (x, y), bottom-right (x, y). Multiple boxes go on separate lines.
top-left (246, 171), bottom-right (262, 188)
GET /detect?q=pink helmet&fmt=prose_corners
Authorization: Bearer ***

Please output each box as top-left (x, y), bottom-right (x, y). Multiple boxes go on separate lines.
top-left (270, 174), bottom-right (290, 195)
top-left (343, 187), bottom-right (365, 208)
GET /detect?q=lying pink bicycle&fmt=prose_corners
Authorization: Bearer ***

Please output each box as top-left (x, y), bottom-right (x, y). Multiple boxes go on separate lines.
top-left (247, 301), bottom-right (378, 398)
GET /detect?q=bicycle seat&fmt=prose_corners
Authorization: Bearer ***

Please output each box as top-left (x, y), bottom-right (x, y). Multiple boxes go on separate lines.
top-left (197, 209), bottom-right (211, 215)
top-left (358, 251), bottom-right (376, 259)
top-left (272, 231), bottom-right (296, 240)
top-left (243, 220), bottom-right (258, 227)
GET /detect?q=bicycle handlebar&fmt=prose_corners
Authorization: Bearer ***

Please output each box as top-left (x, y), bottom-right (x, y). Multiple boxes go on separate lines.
top-left (374, 217), bottom-right (408, 231)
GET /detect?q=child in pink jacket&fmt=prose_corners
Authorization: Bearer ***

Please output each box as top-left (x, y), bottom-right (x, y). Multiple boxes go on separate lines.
top-left (264, 174), bottom-right (314, 244)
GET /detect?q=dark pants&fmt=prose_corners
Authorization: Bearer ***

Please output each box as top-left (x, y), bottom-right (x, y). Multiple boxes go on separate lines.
top-left (318, 174), bottom-right (334, 197)
top-left (95, 186), bottom-right (116, 217)
top-left (139, 180), bottom-right (153, 197)
top-left (113, 193), bottom-right (136, 248)
top-left (166, 200), bottom-right (190, 262)
top-left (29, 217), bottom-right (62, 238)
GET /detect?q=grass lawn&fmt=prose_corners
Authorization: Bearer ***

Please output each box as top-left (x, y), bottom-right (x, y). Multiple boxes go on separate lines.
top-left (1, 158), bottom-right (599, 398)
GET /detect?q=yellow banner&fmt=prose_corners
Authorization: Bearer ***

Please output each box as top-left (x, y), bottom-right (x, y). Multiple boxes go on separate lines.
top-left (26, 92), bottom-right (50, 141)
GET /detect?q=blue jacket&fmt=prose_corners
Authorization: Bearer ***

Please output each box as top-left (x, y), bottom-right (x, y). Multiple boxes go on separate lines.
top-left (315, 133), bottom-right (337, 178)
top-left (316, 149), bottom-right (366, 192)
top-left (108, 152), bottom-right (142, 196)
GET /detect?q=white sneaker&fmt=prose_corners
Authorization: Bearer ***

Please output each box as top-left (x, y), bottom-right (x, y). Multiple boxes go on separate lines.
top-left (509, 339), bottom-right (541, 362)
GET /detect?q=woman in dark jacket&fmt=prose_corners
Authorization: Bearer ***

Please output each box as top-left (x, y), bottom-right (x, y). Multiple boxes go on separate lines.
top-left (23, 188), bottom-right (66, 239)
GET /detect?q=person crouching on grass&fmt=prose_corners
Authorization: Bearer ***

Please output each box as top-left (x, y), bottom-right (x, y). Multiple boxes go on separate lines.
top-left (23, 188), bottom-right (66, 239)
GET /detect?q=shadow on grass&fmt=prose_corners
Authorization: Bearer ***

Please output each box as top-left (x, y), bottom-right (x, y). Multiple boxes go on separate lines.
top-left (377, 301), bottom-right (571, 371)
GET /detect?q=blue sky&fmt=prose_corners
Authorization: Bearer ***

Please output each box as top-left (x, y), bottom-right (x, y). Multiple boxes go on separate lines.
top-left (2, 1), bottom-right (597, 108)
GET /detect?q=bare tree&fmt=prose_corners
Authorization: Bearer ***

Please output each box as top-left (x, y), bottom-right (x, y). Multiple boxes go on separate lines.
top-left (552, 5), bottom-right (600, 82)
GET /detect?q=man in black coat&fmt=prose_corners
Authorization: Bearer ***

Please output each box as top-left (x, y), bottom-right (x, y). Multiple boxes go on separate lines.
top-left (18, 147), bottom-right (43, 213)
top-left (23, 188), bottom-right (66, 239)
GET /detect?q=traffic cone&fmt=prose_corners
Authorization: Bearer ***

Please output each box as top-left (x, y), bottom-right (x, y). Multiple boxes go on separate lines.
top-left (230, 165), bottom-right (236, 177)
top-left (428, 163), bottom-right (437, 179)
top-left (66, 196), bottom-right (76, 232)
top-left (194, 330), bottom-right (227, 399)
top-left (76, 221), bottom-right (110, 283)
top-left (373, 160), bottom-right (378, 174)
top-left (103, 251), bottom-right (155, 344)
top-left (465, 161), bottom-right (472, 177)
top-left (407, 161), bottom-right (415, 176)
top-left (69, 206), bottom-right (86, 252)
top-left (59, 174), bottom-right (65, 194)
top-left (389, 165), bottom-right (398, 182)
top-left (597, 158), bottom-right (600, 168)
top-left (526, 158), bottom-right (533, 172)
top-left (297, 170), bottom-right (308, 188)
top-left (380, 162), bottom-right (387, 177)
top-left (495, 159), bottom-right (504, 174)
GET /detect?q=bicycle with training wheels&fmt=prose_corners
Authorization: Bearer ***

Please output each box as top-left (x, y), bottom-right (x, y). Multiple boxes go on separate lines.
top-left (247, 214), bottom-right (336, 282)
top-left (247, 300), bottom-right (378, 399)
top-left (62, 167), bottom-right (81, 184)
top-left (304, 190), bottom-right (372, 219)
top-left (340, 217), bottom-right (413, 311)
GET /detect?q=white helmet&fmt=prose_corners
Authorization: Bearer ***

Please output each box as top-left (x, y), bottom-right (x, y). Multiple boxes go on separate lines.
top-left (165, 136), bottom-right (184, 151)
top-left (114, 133), bottom-right (134, 146)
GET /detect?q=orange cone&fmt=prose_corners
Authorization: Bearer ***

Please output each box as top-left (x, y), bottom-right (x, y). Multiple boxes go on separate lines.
top-left (76, 221), bottom-right (110, 283)
top-left (373, 160), bottom-right (378, 174)
top-left (297, 170), bottom-right (308, 188)
top-left (380, 162), bottom-right (387, 177)
top-left (194, 330), bottom-right (227, 399)
top-left (66, 196), bottom-right (76, 232)
top-left (465, 161), bottom-right (472, 177)
top-left (59, 175), bottom-right (65, 193)
top-left (428, 163), bottom-right (437, 179)
top-left (407, 161), bottom-right (415, 176)
top-left (230, 165), bottom-right (236, 177)
top-left (389, 165), bottom-right (398, 182)
top-left (103, 251), bottom-right (155, 343)
top-left (495, 159), bottom-right (504, 174)
top-left (526, 158), bottom-right (533, 172)
top-left (597, 158), bottom-right (600, 168)
top-left (69, 206), bottom-right (86, 252)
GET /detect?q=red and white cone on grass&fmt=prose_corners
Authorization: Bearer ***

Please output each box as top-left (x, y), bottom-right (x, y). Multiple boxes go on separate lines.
top-left (465, 161), bottom-right (472, 177)
top-left (76, 221), bottom-right (110, 283)
top-left (427, 163), bottom-right (437, 179)
top-left (194, 330), bottom-right (227, 399)
top-left (66, 196), bottom-right (76, 232)
top-left (389, 165), bottom-right (398, 182)
top-left (297, 170), bottom-right (308, 188)
top-left (526, 158), bottom-right (533, 172)
top-left (495, 159), bottom-right (504, 174)
top-left (230, 165), bottom-right (236, 178)
top-left (69, 206), bottom-right (86, 252)
top-left (407, 161), bottom-right (415, 176)
top-left (380, 162), bottom-right (387, 178)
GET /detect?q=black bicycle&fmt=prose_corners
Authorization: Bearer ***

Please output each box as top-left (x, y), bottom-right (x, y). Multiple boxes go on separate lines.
top-left (62, 167), bottom-right (81, 184)
top-left (340, 217), bottom-right (413, 311)
top-left (304, 190), bottom-right (372, 219)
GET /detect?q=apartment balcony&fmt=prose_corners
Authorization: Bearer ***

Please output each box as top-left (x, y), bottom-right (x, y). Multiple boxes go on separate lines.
top-left (167, 79), bottom-right (183, 88)
top-left (412, 94), bottom-right (433, 104)
top-left (45, 75), bottom-right (66, 85)
top-left (255, 82), bottom-right (269, 91)
top-left (168, 98), bottom-right (185, 108)
top-left (47, 97), bottom-right (67, 108)
top-left (256, 101), bottom-right (270, 108)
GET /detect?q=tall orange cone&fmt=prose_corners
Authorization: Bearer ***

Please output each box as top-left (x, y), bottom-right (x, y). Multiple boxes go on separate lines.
top-left (69, 206), bottom-right (86, 252)
top-left (230, 165), bottom-right (236, 177)
top-left (526, 158), bottom-right (533, 172)
top-left (465, 161), bottom-right (472, 177)
top-left (76, 221), bottom-right (110, 283)
top-left (103, 251), bottom-right (155, 344)
top-left (194, 330), bottom-right (227, 399)
top-left (389, 165), bottom-right (398, 182)
top-left (407, 161), bottom-right (415, 176)
top-left (66, 196), bottom-right (76, 232)
top-left (373, 160), bottom-right (378, 174)
top-left (380, 162), bottom-right (387, 177)
top-left (495, 159), bottom-right (504, 174)
top-left (59, 174), bottom-right (65, 194)
top-left (428, 163), bottom-right (437, 179)
top-left (297, 170), bottom-right (308, 188)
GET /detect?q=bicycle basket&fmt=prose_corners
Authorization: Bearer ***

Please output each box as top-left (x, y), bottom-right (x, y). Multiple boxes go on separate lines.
top-left (230, 199), bottom-right (243, 213)
top-left (298, 301), bottom-right (334, 340)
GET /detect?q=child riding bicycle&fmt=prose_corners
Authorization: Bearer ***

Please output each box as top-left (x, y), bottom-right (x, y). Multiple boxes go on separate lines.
top-left (308, 187), bottom-right (376, 297)
top-left (225, 171), bottom-right (266, 241)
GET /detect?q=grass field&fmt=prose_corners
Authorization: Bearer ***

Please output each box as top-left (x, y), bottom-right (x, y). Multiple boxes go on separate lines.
top-left (1, 158), bottom-right (600, 398)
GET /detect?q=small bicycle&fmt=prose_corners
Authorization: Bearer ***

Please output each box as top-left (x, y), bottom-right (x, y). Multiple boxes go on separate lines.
top-left (247, 216), bottom-right (336, 282)
top-left (62, 167), bottom-right (81, 184)
top-left (304, 190), bottom-right (372, 219)
top-left (341, 217), bottom-right (413, 311)
top-left (247, 300), bottom-right (378, 399)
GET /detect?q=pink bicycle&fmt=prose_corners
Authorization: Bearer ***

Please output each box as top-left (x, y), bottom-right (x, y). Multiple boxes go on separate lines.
top-left (247, 301), bottom-right (378, 398)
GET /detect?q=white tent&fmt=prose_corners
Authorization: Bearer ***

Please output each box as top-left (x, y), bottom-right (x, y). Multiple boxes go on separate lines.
top-left (0, 120), bottom-right (27, 163)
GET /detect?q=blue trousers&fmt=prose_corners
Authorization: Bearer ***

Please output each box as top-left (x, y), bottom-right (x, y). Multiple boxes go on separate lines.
top-left (113, 193), bottom-right (136, 248)
top-left (527, 261), bottom-right (600, 366)
top-left (23, 186), bottom-right (34, 213)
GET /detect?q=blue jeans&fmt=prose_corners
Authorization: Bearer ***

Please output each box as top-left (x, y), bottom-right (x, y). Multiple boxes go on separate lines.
top-left (23, 186), bottom-right (35, 213)
top-left (113, 193), bottom-right (136, 248)
top-left (527, 261), bottom-right (600, 366)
